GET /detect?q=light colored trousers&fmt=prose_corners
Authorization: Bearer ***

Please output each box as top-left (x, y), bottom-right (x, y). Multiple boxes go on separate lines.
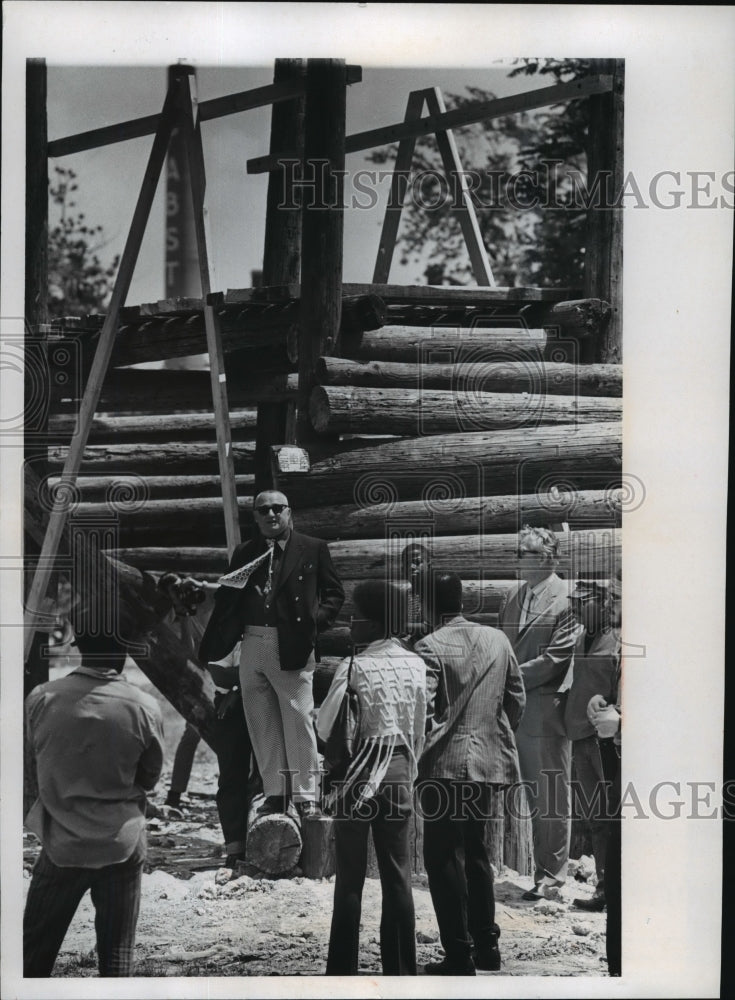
top-left (516, 733), bottom-right (572, 885)
top-left (239, 625), bottom-right (319, 803)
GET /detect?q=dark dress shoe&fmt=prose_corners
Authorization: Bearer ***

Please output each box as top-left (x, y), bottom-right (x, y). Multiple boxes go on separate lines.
top-left (573, 894), bottom-right (606, 912)
top-left (423, 958), bottom-right (476, 976)
top-left (256, 795), bottom-right (288, 816)
top-left (473, 944), bottom-right (501, 971)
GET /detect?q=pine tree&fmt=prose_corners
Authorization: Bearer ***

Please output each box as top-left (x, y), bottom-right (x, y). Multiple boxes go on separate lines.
top-left (47, 166), bottom-right (119, 318)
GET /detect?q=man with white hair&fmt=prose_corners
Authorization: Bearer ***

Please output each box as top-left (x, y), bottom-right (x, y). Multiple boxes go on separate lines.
top-left (499, 525), bottom-right (582, 900)
top-left (200, 490), bottom-right (344, 819)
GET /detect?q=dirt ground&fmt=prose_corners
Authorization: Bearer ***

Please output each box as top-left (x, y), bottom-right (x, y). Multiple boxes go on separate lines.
top-left (22, 662), bottom-right (611, 981)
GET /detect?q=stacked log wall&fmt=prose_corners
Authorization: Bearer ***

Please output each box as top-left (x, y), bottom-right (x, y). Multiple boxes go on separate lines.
top-left (46, 290), bottom-right (620, 878)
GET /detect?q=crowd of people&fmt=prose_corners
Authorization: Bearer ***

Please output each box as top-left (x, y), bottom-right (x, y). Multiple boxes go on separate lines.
top-left (23, 490), bottom-right (622, 980)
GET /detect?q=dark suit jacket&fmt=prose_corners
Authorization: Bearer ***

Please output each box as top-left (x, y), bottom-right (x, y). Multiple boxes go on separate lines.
top-left (564, 626), bottom-right (621, 741)
top-left (199, 530), bottom-right (344, 671)
top-left (415, 616), bottom-right (525, 785)
top-left (499, 575), bottom-right (580, 738)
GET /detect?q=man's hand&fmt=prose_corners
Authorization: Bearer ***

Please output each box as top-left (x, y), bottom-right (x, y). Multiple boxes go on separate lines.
top-left (587, 694), bottom-right (620, 738)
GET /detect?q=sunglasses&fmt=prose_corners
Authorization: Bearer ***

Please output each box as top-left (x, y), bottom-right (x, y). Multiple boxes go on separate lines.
top-left (255, 503), bottom-right (288, 516)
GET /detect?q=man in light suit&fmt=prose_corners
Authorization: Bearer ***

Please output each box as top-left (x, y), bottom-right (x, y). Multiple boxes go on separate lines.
top-left (499, 526), bottom-right (582, 900)
top-left (199, 490), bottom-right (344, 819)
top-left (415, 572), bottom-right (525, 976)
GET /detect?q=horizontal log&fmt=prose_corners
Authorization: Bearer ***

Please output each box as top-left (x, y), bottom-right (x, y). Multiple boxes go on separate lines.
top-left (309, 385), bottom-right (622, 435)
top-left (51, 368), bottom-right (299, 414)
top-left (326, 528), bottom-right (620, 581)
top-left (70, 497), bottom-right (255, 546)
top-left (48, 409), bottom-right (258, 443)
top-left (71, 480), bottom-right (621, 547)
top-left (109, 527), bottom-right (619, 581)
top-left (316, 357), bottom-right (622, 397)
top-left (342, 283), bottom-right (574, 305)
top-left (111, 319), bottom-right (299, 368)
top-left (342, 325), bottom-right (546, 363)
top-left (276, 422), bottom-right (622, 506)
top-left (47, 441), bottom-right (255, 475)
top-left (47, 474), bottom-right (254, 502)
top-left (544, 298), bottom-right (612, 336)
top-left (294, 489), bottom-right (622, 540)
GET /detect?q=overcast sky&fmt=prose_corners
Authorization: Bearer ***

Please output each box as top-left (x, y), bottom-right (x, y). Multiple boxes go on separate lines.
top-left (46, 61), bottom-right (540, 305)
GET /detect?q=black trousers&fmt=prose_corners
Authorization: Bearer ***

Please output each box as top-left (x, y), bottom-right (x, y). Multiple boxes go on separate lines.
top-left (419, 780), bottom-right (499, 967)
top-left (326, 749), bottom-right (417, 976)
top-left (24, 834), bottom-right (146, 977)
top-left (599, 739), bottom-right (621, 976)
top-left (211, 693), bottom-right (261, 856)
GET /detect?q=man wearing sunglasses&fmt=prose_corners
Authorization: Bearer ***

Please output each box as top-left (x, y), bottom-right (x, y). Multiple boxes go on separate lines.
top-left (200, 490), bottom-right (344, 820)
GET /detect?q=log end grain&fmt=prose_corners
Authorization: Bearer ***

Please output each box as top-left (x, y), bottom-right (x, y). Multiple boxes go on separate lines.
top-left (308, 385), bottom-right (331, 433)
top-left (246, 807), bottom-right (302, 876)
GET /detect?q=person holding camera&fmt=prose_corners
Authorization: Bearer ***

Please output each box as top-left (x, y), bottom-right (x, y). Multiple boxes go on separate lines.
top-left (158, 574), bottom-right (259, 867)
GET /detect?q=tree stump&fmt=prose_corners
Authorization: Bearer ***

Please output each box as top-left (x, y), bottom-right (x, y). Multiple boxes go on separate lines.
top-left (245, 795), bottom-right (302, 876)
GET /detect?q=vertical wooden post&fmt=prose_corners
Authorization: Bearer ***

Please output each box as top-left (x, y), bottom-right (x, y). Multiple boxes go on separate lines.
top-left (373, 89), bottom-right (428, 284)
top-left (584, 59), bottom-right (624, 363)
top-left (177, 72), bottom-right (241, 556)
top-left (296, 59), bottom-right (347, 445)
top-left (255, 58), bottom-right (306, 493)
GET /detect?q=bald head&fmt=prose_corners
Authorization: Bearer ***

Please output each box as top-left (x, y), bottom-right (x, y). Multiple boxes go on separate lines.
top-left (253, 490), bottom-right (291, 539)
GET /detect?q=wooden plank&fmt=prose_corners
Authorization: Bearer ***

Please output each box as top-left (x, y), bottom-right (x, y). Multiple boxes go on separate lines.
top-left (47, 79), bottom-right (305, 158)
top-left (256, 59), bottom-right (307, 492)
top-left (423, 87), bottom-right (495, 286)
top-left (372, 89), bottom-right (430, 283)
top-left (23, 84), bottom-right (177, 660)
top-left (247, 75), bottom-right (614, 173)
top-left (224, 281), bottom-right (573, 307)
top-left (297, 59), bottom-right (347, 443)
top-left (179, 72), bottom-right (241, 556)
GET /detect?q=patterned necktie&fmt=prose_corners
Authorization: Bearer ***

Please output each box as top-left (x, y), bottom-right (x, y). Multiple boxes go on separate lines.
top-left (263, 541), bottom-right (278, 598)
